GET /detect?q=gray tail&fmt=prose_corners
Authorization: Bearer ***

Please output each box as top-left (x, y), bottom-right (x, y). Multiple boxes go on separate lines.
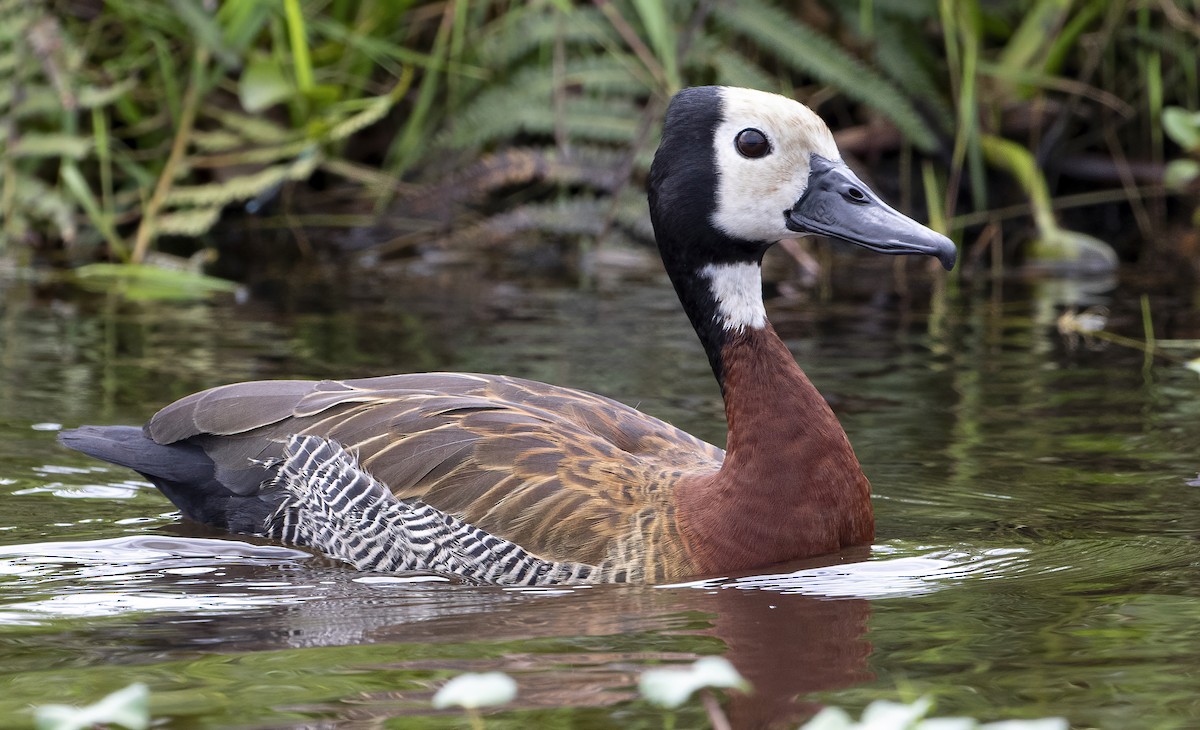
top-left (266, 435), bottom-right (605, 585)
top-left (57, 425), bottom-right (277, 533)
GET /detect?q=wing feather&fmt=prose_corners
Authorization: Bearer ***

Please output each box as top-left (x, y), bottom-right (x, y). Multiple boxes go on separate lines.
top-left (146, 372), bottom-right (723, 570)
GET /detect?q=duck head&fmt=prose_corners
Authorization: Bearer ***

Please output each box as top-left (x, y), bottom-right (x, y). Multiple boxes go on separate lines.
top-left (648, 86), bottom-right (956, 274)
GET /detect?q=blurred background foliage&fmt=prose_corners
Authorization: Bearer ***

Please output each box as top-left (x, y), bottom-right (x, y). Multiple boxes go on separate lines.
top-left (1, 0), bottom-right (1198, 288)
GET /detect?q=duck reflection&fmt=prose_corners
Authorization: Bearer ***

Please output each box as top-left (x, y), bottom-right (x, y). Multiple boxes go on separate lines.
top-left (3, 535), bottom-right (876, 729)
top-left (233, 550), bottom-right (874, 728)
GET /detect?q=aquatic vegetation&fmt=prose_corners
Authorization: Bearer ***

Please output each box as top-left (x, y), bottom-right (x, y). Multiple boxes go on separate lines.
top-left (432, 671), bottom-right (519, 709)
top-left (3, 1), bottom-right (1196, 278)
top-left (433, 672), bottom-right (518, 730)
top-left (801, 697), bottom-right (1067, 730)
top-left (1163, 105), bottom-right (1200, 225)
top-left (33, 683), bottom-right (149, 730)
top-left (638, 656), bottom-right (748, 709)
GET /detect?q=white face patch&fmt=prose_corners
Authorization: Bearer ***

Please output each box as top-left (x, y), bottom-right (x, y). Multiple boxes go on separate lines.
top-left (710, 87), bottom-right (841, 244)
top-left (702, 262), bottom-right (766, 332)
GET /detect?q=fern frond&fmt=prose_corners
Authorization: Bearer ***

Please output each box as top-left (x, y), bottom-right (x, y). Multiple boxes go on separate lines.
top-left (446, 197), bottom-right (614, 250)
top-left (9, 133), bottom-right (92, 159)
top-left (450, 55), bottom-right (645, 132)
top-left (710, 46), bottom-right (783, 93)
top-left (324, 91), bottom-right (400, 143)
top-left (873, 22), bottom-right (953, 134)
top-left (189, 141), bottom-right (312, 167)
top-left (558, 54), bottom-right (652, 97)
top-left (77, 79), bottom-right (138, 108)
top-left (446, 88), bottom-right (642, 150)
top-left (713, 0), bottom-right (938, 151)
top-left (190, 129), bottom-right (244, 152)
top-left (152, 206), bottom-right (222, 236)
top-left (165, 155), bottom-right (320, 207)
top-left (204, 108), bottom-right (292, 145)
top-left (477, 5), bottom-right (618, 70)
top-left (10, 88), bottom-right (63, 119)
top-left (0, 48), bottom-right (17, 77)
top-left (406, 144), bottom-right (629, 216)
top-left (2, 169), bottom-right (77, 242)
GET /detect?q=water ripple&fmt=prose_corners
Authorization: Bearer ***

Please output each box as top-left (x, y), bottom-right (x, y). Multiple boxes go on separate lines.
top-left (0, 536), bottom-right (316, 623)
top-left (660, 537), bottom-right (1200, 599)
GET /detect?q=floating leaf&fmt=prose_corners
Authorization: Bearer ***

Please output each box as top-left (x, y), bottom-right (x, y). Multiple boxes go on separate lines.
top-left (638, 656), bottom-right (748, 709)
top-left (802, 706), bottom-right (857, 730)
top-left (431, 672), bottom-right (518, 710)
top-left (799, 697), bottom-right (1068, 730)
top-left (34, 682), bottom-right (150, 730)
top-left (861, 697), bottom-right (935, 727)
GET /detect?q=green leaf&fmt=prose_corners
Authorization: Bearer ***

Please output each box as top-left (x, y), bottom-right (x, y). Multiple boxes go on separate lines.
top-left (153, 207), bottom-right (223, 236)
top-left (77, 79), bottom-right (138, 109)
top-left (73, 263), bottom-right (240, 301)
top-left (711, 46), bottom-right (781, 93)
top-left (1163, 106), bottom-right (1200, 151)
top-left (631, 0), bottom-right (679, 91)
top-left (283, 0), bottom-right (313, 93)
top-left (239, 57), bottom-right (293, 113)
top-left (165, 156), bottom-right (320, 207)
top-left (206, 108), bottom-right (293, 144)
top-left (995, 0), bottom-right (1074, 76)
top-left (10, 133), bottom-right (92, 159)
top-left (1164, 159), bottom-right (1200, 189)
top-left (169, 0), bottom-right (239, 68)
top-left (713, 0), bottom-right (938, 151)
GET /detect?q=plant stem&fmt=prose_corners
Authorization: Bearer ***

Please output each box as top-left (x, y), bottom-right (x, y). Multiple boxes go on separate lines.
top-left (131, 45), bottom-right (209, 264)
top-left (465, 708), bottom-right (484, 730)
top-left (700, 690), bottom-right (732, 730)
top-left (1141, 293), bottom-right (1156, 373)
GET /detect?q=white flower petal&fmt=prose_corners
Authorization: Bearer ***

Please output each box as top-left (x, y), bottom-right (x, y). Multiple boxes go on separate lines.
top-left (431, 672), bottom-right (517, 710)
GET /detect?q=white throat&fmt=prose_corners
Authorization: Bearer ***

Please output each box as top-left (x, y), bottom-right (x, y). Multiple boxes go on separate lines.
top-left (702, 262), bottom-right (767, 332)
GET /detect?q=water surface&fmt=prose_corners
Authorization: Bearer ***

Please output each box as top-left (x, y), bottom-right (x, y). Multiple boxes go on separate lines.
top-left (1, 258), bottom-right (1198, 728)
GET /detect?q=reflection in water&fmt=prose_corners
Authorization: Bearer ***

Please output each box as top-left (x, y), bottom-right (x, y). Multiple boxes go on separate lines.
top-left (11, 532), bottom-right (1196, 727)
top-left (2, 265), bottom-right (1200, 728)
top-left (0, 536), bottom-right (876, 725)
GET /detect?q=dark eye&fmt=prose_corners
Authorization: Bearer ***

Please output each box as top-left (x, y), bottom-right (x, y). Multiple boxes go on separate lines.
top-left (735, 128), bottom-right (770, 159)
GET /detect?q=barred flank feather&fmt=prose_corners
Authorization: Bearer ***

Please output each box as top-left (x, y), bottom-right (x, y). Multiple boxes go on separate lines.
top-left (263, 435), bottom-right (609, 585)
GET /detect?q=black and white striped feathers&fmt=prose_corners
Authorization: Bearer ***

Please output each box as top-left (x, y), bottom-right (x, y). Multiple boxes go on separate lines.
top-left (263, 435), bottom-right (607, 585)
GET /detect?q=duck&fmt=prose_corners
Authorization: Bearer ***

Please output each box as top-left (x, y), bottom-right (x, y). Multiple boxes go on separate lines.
top-left (59, 86), bottom-right (956, 585)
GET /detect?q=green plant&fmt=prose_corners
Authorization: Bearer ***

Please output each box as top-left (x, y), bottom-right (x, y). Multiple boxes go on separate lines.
top-left (1163, 105), bottom-right (1200, 226)
top-left (6, 0), bottom-right (1199, 276)
top-left (389, 0), bottom-right (946, 258)
top-left (833, 0), bottom-right (1199, 268)
top-left (0, 0), bottom-right (460, 273)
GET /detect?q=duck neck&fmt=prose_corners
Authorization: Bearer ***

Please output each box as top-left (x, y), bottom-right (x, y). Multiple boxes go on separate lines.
top-left (667, 259), bottom-right (874, 574)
